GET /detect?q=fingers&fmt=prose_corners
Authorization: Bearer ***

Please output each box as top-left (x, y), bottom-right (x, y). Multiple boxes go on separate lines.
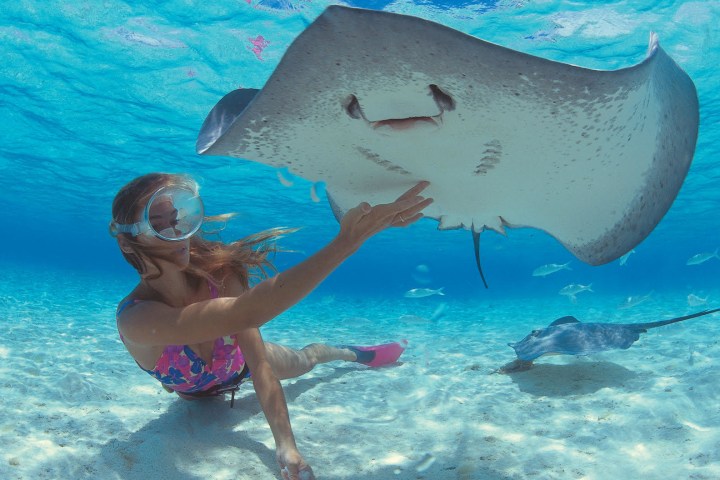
top-left (280, 465), bottom-right (315, 480)
top-left (280, 466), bottom-right (296, 480)
top-left (389, 194), bottom-right (433, 225)
top-left (392, 211), bottom-right (424, 227)
top-left (337, 182), bottom-right (433, 246)
top-left (382, 190), bottom-right (433, 215)
top-left (346, 182), bottom-right (430, 222)
top-left (369, 199), bottom-right (424, 228)
top-left (399, 196), bottom-right (433, 219)
top-left (277, 447), bottom-right (313, 480)
top-left (395, 180), bottom-right (430, 201)
top-left (358, 202), bottom-right (371, 214)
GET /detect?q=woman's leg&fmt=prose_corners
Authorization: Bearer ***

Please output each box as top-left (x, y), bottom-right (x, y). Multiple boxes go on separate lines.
top-left (263, 342), bottom-right (356, 379)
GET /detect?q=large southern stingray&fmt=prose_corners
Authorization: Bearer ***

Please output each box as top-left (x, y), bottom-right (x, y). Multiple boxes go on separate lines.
top-left (498, 308), bottom-right (720, 373)
top-left (197, 6), bottom-right (698, 279)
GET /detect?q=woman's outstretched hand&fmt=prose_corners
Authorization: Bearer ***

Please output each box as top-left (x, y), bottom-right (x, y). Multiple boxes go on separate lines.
top-left (337, 181), bottom-right (433, 249)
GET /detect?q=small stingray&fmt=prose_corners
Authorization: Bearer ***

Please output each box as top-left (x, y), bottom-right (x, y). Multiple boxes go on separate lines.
top-left (498, 308), bottom-right (720, 373)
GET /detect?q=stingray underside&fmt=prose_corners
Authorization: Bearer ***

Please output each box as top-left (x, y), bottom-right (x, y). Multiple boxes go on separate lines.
top-left (197, 5), bottom-right (699, 265)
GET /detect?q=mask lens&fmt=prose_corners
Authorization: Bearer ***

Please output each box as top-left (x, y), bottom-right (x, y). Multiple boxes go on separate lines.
top-left (147, 186), bottom-right (204, 241)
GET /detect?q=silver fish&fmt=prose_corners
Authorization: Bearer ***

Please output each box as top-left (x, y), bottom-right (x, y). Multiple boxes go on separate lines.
top-left (618, 249), bottom-right (636, 266)
top-left (559, 283), bottom-right (593, 297)
top-left (686, 250), bottom-right (719, 266)
top-left (532, 262), bottom-right (572, 277)
top-left (404, 287), bottom-right (445, 298)
top-left (687, 293), bottom-right (708, 307)
top-left (618, 291), bottom-right (653, 309)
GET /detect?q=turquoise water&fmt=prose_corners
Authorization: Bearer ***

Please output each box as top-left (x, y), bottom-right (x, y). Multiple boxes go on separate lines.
top-left (1, 0), bottom-right (718, 296)
top-left (1, 1), bottom-right (720, 479)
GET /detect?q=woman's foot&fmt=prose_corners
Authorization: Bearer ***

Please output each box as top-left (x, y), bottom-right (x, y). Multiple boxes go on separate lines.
top-left (340, 340), bottom-right (408, 367)
top-left (301, 343), bottom-right (357, 362)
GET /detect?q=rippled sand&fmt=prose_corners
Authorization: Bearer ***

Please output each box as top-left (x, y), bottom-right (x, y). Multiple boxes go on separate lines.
top-left (2, 268), bottom-right (719, 479)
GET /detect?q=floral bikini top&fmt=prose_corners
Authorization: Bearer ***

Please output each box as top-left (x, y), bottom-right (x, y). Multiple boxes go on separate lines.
top-left (116, 283), bottom-right (250, 395)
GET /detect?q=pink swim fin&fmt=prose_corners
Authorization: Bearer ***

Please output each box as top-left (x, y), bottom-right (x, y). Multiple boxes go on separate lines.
top-left (343, 340), bottom-right (408, 367)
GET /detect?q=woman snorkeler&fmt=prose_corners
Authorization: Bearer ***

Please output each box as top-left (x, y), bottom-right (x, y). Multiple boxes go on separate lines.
top-left (109, 173), bottom-right (432, 480)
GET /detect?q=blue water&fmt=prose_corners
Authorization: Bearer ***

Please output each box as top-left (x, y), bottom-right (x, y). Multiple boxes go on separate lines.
top-left (1, 0), bottom-right (718, 299)
top-left (1, 1), bottom-right (720, 479)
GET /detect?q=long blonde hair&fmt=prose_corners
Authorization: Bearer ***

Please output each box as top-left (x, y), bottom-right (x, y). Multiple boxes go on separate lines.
top-left (111, 173), bottom-right (294, 290)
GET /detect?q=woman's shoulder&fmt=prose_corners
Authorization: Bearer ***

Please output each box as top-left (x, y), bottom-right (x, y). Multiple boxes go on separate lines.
top-left (115, 293), bottom-right (170, 345)
top-left (116, 297), bottom-right (141, 315)
top-left (116, 284), bottom-right (146, 313)
top-left (115, 284), bottom-right (165, 321)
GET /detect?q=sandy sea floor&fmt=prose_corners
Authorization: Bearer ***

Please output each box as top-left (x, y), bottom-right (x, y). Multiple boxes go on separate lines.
top-left (1, 268), bottom-right (719, 479)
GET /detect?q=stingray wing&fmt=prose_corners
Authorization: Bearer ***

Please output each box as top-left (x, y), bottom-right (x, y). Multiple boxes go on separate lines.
top-left (197, 5), bottom-right (698, 266)
top-left (511, 323), bottom-right (641, 360)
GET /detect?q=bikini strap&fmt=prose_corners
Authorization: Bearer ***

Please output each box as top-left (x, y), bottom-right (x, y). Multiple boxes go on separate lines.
top-left (116, 298), bottom-right (141, 317)
top-left (118, 281), bottom-right (215, 317)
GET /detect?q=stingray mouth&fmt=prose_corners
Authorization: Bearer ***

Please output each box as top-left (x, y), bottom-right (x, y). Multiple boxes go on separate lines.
top-left (343, 84), bottom-right (455, 132)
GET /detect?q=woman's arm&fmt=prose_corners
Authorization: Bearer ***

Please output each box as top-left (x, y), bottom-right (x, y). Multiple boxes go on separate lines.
top-left (235, 328), bottom-right (315, 479)
top-left (232, 181), bottom-right (431, 327)
top-left (119, 182), bottom-right (432, 346)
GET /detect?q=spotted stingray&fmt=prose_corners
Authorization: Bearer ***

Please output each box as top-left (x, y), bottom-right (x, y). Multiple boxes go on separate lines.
top-left (498, 308), bottom-right (720, 373)
top-left (197, 6), bottom-right (699, 286)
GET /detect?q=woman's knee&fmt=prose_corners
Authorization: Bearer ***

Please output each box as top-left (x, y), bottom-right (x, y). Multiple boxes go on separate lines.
top-left (300, 343), bottom-right (327, 365)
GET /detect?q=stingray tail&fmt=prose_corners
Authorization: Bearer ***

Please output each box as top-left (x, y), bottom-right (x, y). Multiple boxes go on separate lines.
top-left (472, 230), bottom-right (489, 289)
top-left (636, 308), bottom-right (720, 330)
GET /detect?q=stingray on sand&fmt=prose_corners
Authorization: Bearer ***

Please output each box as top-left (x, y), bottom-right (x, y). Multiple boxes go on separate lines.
top-left (197, 6), bottom-right (698, 280)
top-left (498, 308), bottom-right (720, 373)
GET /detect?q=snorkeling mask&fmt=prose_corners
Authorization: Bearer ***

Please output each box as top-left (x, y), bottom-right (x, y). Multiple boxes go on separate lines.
top-left (110, 184), bottom-right (204, 241)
